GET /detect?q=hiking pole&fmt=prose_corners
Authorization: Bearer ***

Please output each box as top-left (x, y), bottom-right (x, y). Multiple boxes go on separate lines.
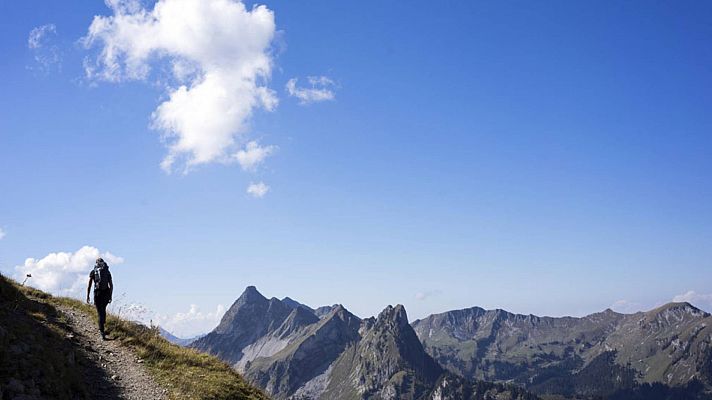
top-left (13, 274), bottom-right (32, 312)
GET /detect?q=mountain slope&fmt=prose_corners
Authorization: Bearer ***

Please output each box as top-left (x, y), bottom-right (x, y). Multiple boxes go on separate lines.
top-left (159, 326), bottom-right (203, 346)
top-left (194, 287), bottom-right (538, 400)
top-left (192, 286), bottom-right (297, 366)
top-left (245, 305), bottom-right (362, 398)
top-left (1, 274), bottom-right (268, 400)
top-left (412, 303), bottom-right (712, 398)
top-left (322, 304), bottom-right (443, 400)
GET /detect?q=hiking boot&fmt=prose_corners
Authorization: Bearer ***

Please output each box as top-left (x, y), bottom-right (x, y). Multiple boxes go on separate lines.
top-left (100, 332), bottom-right (106, 341)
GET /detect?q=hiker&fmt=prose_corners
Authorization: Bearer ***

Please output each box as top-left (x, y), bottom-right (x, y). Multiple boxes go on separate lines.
top-left (86, 257), bottom-right (113, 340)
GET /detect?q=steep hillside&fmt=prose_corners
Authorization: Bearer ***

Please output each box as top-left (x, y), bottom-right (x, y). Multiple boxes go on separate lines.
top-left (0, 274), bottom-right (268, 400)
top-left (1, 274), bottom-right (89, 399)
top-left (412, 303), bottom-right (712, 398)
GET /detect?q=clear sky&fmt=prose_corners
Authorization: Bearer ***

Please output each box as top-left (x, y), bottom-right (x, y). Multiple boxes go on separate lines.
top-left (2, 0), bottom-right (712, 337)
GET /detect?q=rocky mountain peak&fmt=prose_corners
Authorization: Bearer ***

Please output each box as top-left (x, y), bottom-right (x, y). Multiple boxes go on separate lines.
top-left (330, 304), bottom-right (349, 317)
top-left (643, 302), bottom-right (709, 327)
top-left (236, 285), bottom-right (268, 305)
top-left (323, 304), bottom-right (361, 333)
top-left (274, 305), bottom-right (320, 338)
top-left (376, 304), bottom-right (410, 330)
top-left (281, 296), bottom-right (315, 312)
top-left (313, 304), bottom-right (336, 317)
top-left (662, 301), bottom-right (705, 314)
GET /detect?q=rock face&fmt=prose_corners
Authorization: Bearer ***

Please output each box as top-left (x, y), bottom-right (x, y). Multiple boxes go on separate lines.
top-left (244, 305), bottom-right (361, 398)
top-left (321, 304), bottom-right (443, 400)
top-left (412, 302), bottom-right (712, 398)
top-left (192, 286), bottom-right (295, 366)
top-left (193, 287), bottom-right (534, 400)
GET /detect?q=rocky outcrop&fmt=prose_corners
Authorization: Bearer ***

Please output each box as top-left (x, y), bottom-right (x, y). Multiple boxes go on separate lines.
top-left (322, 304), bottom-right (443, 400)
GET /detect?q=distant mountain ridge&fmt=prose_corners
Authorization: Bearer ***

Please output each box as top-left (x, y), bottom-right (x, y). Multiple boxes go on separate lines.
top-left (192, 287), bottom-right (712, 400)
top-left (192, 287), bottom-right (535, 400)
top-left (158, 327), bottom-right (203, 346)
top-left (412, 302), bottom-right (712, 398)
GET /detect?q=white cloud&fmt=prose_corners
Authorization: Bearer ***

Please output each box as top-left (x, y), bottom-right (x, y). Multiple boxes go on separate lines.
top-left (286, 76), bottom-right (336, 104)
top-left (82, 0), bottom-right (278, 173)
top-left (28, 24), bottom-right (61, 72)
top-left (672, 291), bottom-right (712, 312)
top-left (28, 23), bottom-right (56, 49)
top-left (247, 181), bottom-right (269, 198)
top-left (234, 140), bottom-right (276, 171)
top-left (109, 302), bottom-right (225, 338)
top-left (0, 228), bottom-right (5, 240)
top-left (610, 299), bottom-right (644, 314)
top-left (415, 290), bottom-right (441, 301)
top-left (15, 246), bottom-right (124, 299)
top-left (156, 304), bottom-right (226, 337)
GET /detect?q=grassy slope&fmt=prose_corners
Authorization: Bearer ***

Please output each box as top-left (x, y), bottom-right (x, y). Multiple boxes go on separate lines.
top-left (1, 274), bottom-right (270, 400)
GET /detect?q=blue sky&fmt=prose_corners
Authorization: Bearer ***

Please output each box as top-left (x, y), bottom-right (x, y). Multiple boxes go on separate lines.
top-left (1, 0), bottom-right (712, 336)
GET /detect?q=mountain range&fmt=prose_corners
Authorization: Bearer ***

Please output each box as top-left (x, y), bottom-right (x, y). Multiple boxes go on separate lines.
top-left (192, 287), bottom-right (712, 400)
top-left (158, 326), bottom-right (204, 346)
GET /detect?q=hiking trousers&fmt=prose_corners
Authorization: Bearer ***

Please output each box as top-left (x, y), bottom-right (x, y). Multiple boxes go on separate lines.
top-left (94, 290), bottom-right (111, 334)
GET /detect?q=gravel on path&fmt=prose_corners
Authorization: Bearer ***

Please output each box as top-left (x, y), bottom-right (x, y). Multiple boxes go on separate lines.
top-left (56, 305), bottom-right (167, 400)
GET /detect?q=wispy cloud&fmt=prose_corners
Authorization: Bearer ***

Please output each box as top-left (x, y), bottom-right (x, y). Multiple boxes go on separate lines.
top-left (610, 299), bottom-right (645, 314)
top-left (247, 182), bottom-right (270, 198)
top-left (415, 290), bottom-right (442, 301)
top-left (28, 24), bottom-right (55, 49)
top-left (114, 302), bottom-right (226, 338)
top-left (82, 0), bottom-right (278, 174)
top-left (157, 304), bottom-right (226, 338)
top-left (0, 228), bottom-right (5, 240)
top-left (672, 291), bottom-right (712, 312)
top-left (234, 140), bottom-right (276, 171)
top-left (27, 23), bottom-right (61, 73)
top-left (15, 246), bottom-right (124, 299)
top-left (286, 76), bottom-right (337, 104)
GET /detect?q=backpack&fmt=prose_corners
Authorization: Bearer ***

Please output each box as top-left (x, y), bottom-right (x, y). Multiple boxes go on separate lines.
top-left (94, 265), bottom-right (111, 292)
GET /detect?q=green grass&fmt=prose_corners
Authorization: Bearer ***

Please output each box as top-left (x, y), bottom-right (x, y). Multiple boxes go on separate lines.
top-left (3, 274), bottom-right (270, 400)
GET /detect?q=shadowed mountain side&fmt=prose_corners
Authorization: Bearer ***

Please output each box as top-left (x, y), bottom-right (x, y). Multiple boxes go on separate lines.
top-left (244, 305), bottom-right (362, 398)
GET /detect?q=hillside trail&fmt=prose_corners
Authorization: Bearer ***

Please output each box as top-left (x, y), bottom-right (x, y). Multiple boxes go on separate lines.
top-left (55, 304), bottom-right (167, 400)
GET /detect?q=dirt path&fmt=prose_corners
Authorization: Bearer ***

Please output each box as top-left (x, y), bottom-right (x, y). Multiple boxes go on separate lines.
top-left (56, 305), bottom-right (167, 400)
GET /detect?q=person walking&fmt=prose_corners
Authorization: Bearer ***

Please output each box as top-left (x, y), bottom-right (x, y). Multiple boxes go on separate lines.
top-left (86, 257), bottom-right (113, 340)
